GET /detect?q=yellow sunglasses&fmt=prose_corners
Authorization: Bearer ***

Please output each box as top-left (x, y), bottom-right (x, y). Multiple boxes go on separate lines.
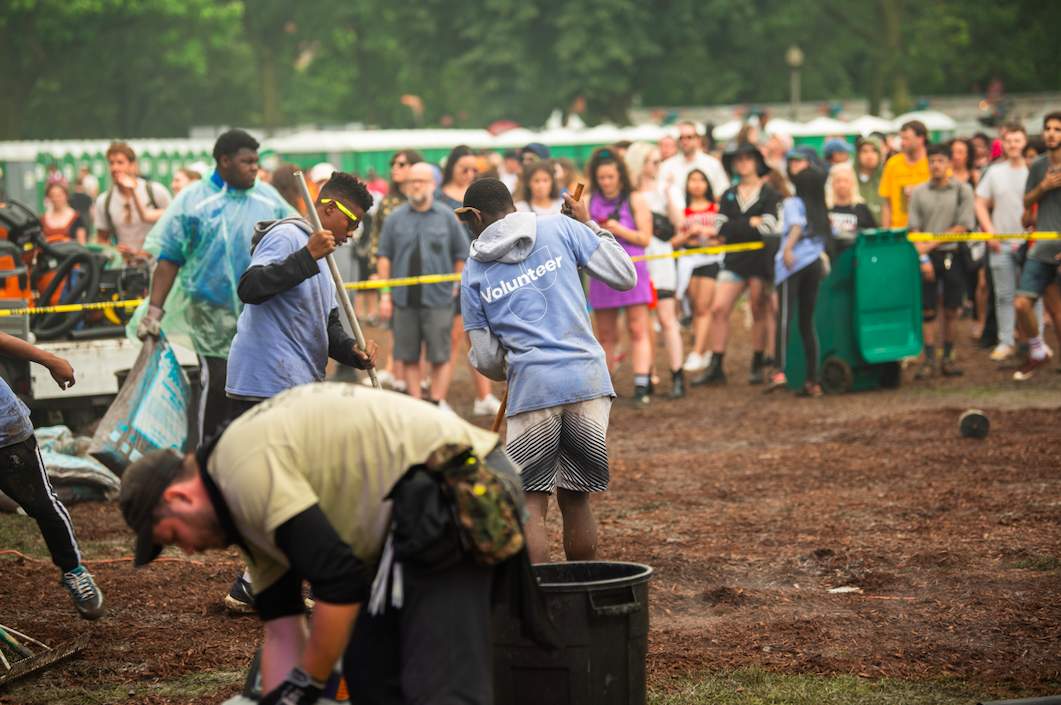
top-left (321, 199), bottom-right (359, 226)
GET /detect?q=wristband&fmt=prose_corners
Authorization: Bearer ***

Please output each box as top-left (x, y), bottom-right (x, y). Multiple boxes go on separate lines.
top-left (380, 287), bottom-right (391, 293)
top-left (919, 255), bottom-right (930, 264)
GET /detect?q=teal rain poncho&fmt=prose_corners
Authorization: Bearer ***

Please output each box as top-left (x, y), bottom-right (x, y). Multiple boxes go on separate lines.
top-left (127, 171), bottom-right (296, 358)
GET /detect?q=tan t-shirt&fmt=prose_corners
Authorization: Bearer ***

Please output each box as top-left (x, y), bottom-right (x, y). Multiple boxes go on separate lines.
top-left (93, 178), bottom-right (172, 250)
top-left (207, 383), bottom-right (500, 593)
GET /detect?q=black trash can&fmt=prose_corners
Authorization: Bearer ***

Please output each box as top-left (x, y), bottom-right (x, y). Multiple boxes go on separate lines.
top-left (493, 561), bottom-right (652, 705)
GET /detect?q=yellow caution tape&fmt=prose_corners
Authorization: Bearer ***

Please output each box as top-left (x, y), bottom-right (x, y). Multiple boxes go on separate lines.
top-left (343, 241), bottom-right (766, 290)
top-left (0, 298), bottom-right (143, 318)
top-left (906, 231), bottom-right (1058, 242)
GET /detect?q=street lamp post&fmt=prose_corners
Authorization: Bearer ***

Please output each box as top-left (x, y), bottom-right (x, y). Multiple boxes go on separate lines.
top-left (785, 44), bottom-right (804, 120)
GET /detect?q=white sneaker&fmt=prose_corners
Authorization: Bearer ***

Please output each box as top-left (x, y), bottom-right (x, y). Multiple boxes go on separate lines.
top-left (437, 399), bottom-right (458, 416)
top-left (392, 380), bottom-right (408, 393)
top-left (989, 343), bottom-right (1017, 361)
top-left (473, 393), bottom-right (503, 417)
top-left (364, 369), bottom-right (396, 388)
top-left (683, 351), bottom-right (709, 372)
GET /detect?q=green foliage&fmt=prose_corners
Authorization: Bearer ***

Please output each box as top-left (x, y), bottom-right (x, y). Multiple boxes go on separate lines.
top-left (649, 667), bottom-right (993, 705)
top-left (3, 0), bottom-right (1058, 140)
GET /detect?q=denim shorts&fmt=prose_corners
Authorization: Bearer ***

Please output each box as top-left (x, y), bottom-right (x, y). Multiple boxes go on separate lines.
top-left (717, 268), bottom-right (746, 285)
top-left (1016, 258), bottom-right (1061, 299)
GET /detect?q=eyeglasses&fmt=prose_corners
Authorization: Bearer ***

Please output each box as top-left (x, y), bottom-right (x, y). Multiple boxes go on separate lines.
top-left (321, 199), bottom-right (359, 228)
top-left (679, 134), bottom-right (698, 141)
top-left (390, 160), bottom-right (409, 168)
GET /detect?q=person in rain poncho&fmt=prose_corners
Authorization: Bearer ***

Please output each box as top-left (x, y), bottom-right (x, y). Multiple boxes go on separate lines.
top-left (133, 129), bottom-right (296, 443)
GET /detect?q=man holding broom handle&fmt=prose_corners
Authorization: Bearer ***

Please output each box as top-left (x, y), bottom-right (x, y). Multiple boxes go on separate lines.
top-left (458, 178), bottom-right (636, 563)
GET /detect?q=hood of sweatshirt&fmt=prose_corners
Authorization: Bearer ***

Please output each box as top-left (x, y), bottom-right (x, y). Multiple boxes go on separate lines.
top-left (856, 136), bottom-right (886, 179)
top-left (468, 211), bottom-right (538, 264)
top-left (250, 215), bottom-right (314, 255)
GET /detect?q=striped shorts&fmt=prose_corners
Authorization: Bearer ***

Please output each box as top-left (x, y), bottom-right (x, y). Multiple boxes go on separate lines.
top-left (505, 396), bottom-right (611, 494)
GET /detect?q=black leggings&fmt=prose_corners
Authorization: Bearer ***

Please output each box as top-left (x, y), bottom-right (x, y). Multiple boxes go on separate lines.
top-left (775, 260), bottom-right (822, 382)
top-left (0, 435), bottom-right (81, 572)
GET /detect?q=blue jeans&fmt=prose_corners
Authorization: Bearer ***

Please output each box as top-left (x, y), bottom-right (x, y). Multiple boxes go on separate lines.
top-left (1016, 258), bottom-right (1061, 300)
top-left (990, 248), bottom-right (1042, 347)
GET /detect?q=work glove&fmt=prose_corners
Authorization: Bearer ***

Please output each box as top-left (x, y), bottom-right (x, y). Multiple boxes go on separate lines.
top-left (259, 666), bottom-right (324, 705)
top-left (136, 305), bottom-right (164, 341)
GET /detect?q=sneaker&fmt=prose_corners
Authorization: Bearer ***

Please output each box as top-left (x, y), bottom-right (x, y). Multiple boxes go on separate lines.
top-left (392, 380), bottom-right (408, 393)
top-left (799, 383), bottom-right (824, 397)
top-left (437, 399), bottom-right (458, 416)
top-left (224, 574), bottom-right (255, 613)
top-left (632, 385), bottom-right (650, 407)
top-left (683, 351), bottom-right (709, 372)
top-left (989, 343), bottom-right (1017, 361)
top-left (61, 565), bottom-right (105, 621)
top-left (1014, 348), bottom-right (1054, 381)
top-left (764, 371), bottom-right (787, 393)
top-left (940, 356), bottom-right (964, 377)
top-left (473, 393), bottom-right (503, 417)
top-left (914, 360), bottom-right (937, 380)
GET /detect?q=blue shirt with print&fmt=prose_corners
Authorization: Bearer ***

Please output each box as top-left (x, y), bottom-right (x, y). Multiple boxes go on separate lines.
top-left (461, 215), bottom-right (614, 416)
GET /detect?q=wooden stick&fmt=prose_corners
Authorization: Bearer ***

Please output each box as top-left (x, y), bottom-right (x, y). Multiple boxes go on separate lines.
top-left (572, 183), bottom-right (584, 201)
top-left (294, 172), bottom-right (380, 389)
top-left (491, 388), bottom-right (508, 433)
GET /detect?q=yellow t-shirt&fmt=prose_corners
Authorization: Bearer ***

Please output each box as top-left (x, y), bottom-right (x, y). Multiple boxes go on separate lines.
top-left (207, 383), bottom-right (500, 593)
top-left (878, 154), bottom-right (930, 228)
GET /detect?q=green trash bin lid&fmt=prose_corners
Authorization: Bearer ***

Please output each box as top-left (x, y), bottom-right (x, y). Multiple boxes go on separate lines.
top-left (854, 229), bottom-right (924, 363)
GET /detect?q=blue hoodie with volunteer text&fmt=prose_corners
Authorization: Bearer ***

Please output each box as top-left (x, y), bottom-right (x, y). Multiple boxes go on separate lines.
top-left (461, 212), bottom-right (635, 416)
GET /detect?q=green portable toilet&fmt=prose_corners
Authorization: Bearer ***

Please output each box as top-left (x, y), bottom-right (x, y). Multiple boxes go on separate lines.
top-left (784, 229), bottom-right (922, 393)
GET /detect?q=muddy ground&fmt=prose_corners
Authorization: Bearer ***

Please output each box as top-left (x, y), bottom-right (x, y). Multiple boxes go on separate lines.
top-left (0, 312), bottom-right (1058, 703)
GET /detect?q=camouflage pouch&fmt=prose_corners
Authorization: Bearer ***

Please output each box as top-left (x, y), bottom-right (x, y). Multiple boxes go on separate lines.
top-left (425, 444), bottom-right (525, 566)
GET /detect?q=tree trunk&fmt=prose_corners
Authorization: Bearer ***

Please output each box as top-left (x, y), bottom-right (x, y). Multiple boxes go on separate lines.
top-left (0, 15), bottom-right (45, 140)
top-left (878, 0), bottom-right (910, 116)
top-left (259, 48), bottom-right (283, 134)
top-left (868, 56), bottom-right (884, 117)
top-left (241, 13), bottom-right (284, 135)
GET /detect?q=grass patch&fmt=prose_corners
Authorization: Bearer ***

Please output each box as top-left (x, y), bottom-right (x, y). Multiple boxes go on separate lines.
top-left (1015, 555), bottom-right (1061, 571)
top-left (0, 512), bottom-right (50, 560)
top-left (650, 667), bottom-right (990, 704)
top-left (0, 667), bottom-right (246, 704)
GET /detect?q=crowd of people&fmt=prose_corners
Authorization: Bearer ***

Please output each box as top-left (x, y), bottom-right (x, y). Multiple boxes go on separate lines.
top-left (29, 115), bottom-right (1061, 409)
top-left (3, 113), bottom-right (1059, 704)
top-left (299, 115), bottom-right (1057, 403)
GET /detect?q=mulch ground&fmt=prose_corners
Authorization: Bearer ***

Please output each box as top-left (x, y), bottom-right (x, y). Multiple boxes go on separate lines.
top-left (0, 312), bottom-right (1059, 703)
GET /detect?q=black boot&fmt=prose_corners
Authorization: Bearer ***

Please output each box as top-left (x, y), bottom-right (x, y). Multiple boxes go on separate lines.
top-left (691, 355), bottom-right (726, 386)
top-left (632, 385), bottom-right (650, 407)
top-left (668, 370), bottom-right (686, 399)
top-left (749, 351), bottom-right (765, 385)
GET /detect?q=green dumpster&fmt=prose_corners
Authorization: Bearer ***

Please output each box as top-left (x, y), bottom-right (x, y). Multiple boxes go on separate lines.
top-left (785, 229), bottom-right (922, 394)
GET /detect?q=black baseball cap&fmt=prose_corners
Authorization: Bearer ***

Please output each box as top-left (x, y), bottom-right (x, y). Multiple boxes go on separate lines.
top-left (119, 449), bottom-right (183, 567)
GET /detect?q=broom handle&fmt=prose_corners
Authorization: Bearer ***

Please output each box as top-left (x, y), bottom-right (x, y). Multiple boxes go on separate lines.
top-left (295, 172), bottom-right (380, 390)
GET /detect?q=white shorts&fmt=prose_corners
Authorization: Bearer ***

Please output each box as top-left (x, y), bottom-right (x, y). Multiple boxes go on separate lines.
top-left (505, 396), bottom-right (611, 494)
